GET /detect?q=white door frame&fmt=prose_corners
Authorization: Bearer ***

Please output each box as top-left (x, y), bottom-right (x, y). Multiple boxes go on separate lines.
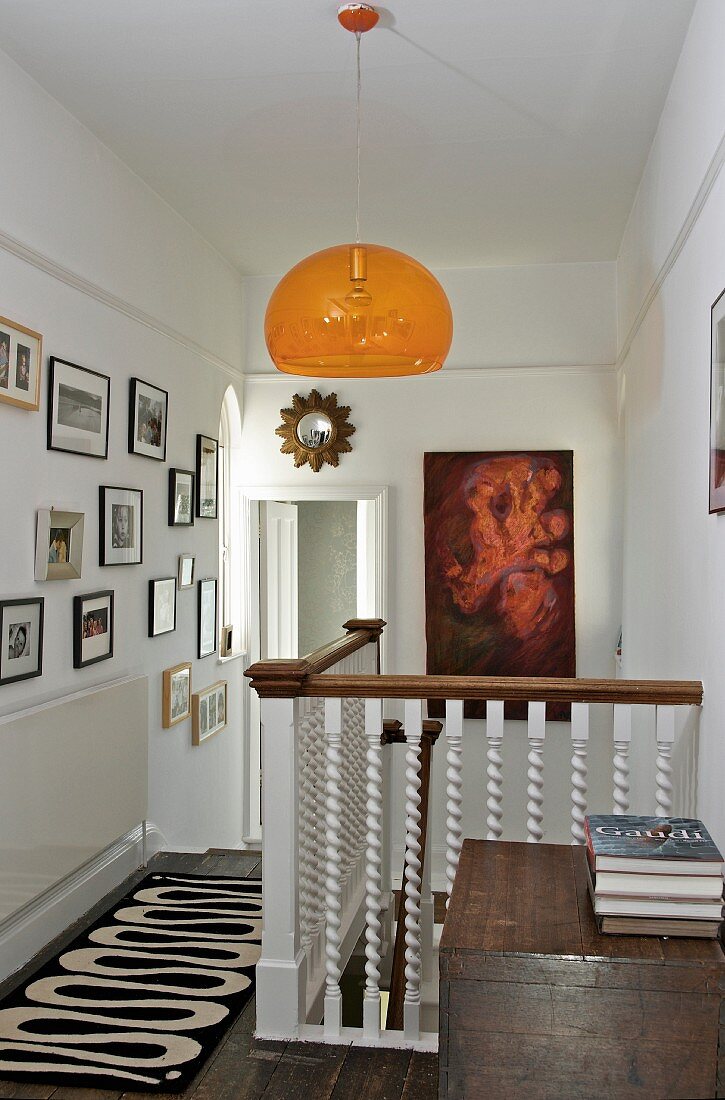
top-left (239, 484), bottom-right (388, 844)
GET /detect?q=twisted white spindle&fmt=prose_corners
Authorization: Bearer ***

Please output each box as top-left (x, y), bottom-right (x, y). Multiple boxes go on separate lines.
top-left (308, 702), bottom-right (326, 936)
top-left (323, 697), bottom-right (343, 1036)
top-left (612, 704), bottom-right (632, 815)
top-left (570, 702), bottom-right (589, 845)
top-left (486, 700), bottom-right (504, 840)
top-left (363, 698), bottom-right (384, 1039)
top-left (655, 706), bottom-right (675, 816)
top-left (297, 707), bottom-right (315, 947)
top-left (338, 700), bottom-right (355, 890)
top-left (445, 699), bottom-right (464, 906)
top-left (351, 697), bottom-right (368, 859)
top-left (526, 701), bottom-right (546, 843)
top-left (403, 699), bottom-right (423, 1040)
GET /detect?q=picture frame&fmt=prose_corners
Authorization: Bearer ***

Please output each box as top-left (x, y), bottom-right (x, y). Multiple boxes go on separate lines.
top-left (163, 661), bottom-right (192, 728)
top-left (709, 286), bottom-right (725, 513)
top-left (196, 434), bottom-right (219, 518)
top-left (198, 577), bottom-right (217, 658)
top-left (168, 468), bottom-right (195, 527)
top-left (178, 553), bottom-right (195, 590)
top-left (0, 315), bottom-right (42, 411)
top-left (149, 577), bottom-right (177, 638)
top-left (35, 509), bottom-right (84, 581)
top-left (47, 357), bottom-right (110, 459)
top-left (0, 597), bottom-right (44, 686)
top-left (220, 624), bottom-right (233, 658)
top-left (73, 590), bottom-right (114, 669)
top-left (129, 377), bottom-right (168, 462)
top-left (192, 680), bottom-right (227, 745)
top-left (99, 485), bottom-right (143, 566)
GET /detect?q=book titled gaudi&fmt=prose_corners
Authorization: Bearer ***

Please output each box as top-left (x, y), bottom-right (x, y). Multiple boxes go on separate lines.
top-left (585, 815), bottom-right (724, 875)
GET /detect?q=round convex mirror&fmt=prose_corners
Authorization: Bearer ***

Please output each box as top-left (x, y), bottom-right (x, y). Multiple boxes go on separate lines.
top-left (296, 411), bottom-right (333, 449)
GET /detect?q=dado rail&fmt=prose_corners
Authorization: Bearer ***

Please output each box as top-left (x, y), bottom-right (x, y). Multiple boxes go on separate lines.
top-left (245, 620), bottom-right (702, 1051)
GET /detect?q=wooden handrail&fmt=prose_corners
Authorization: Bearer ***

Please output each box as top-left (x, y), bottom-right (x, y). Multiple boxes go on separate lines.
top-left (292, 674), bottom-right (702, 706)
top-left (244, 618), bottom-right (385, 695)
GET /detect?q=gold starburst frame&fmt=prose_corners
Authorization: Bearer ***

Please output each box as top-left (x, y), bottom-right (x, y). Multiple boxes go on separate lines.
top-left (276, 390), bottom-right (356, 472)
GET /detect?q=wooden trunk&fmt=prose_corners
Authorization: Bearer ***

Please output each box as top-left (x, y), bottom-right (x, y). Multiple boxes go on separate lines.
top-left (439, 839), bottom-right (725, 1099)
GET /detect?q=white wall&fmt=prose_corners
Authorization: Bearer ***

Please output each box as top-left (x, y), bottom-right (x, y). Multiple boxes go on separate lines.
top-left (617, 0), bottom-right (725, 847)
top-left (0, 47), bottom-right (246, 863)
top-left (242, 362), bottom-right (622, 859)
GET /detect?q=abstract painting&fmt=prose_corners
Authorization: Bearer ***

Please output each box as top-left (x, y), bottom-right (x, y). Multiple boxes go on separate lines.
top-left (424, 451), bottom-right (575, 718)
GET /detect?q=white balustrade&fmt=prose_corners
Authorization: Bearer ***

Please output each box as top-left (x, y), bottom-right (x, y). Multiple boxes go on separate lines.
top-left (570, 702), bottom-right (589, 844)
top-left (655, 706), bottom-right (675, 816)
top-left (445, 699), bottom-right (464, 906)
top-left (323, 696), bottom-right (344, 1036)
top-left (363, 697), bottom-right (384, 1039)
top-left (486, 699), bottom-right (504, 840)
top-left (403, 699), bottom-right (423, 1040)
top-left (526, 701), bottom-right (546, 843)
top-left (298, 704), bottom-right (315, 947)
top-left (612, 703), bottom-right (632, 815)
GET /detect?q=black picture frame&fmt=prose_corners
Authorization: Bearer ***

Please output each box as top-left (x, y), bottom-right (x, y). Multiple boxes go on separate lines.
top-left (0, 596), bottom-right (44, 686)
top-left (196, 434), bottom-right (219, 519)
top-left (149, 577), bottom-right (177, 638)
top-left (168, 468), bottom-right (196, 527)
top-left (198, 577), bottom-right (217, 658)
top-left (709, 286), bottom-right (725, 513)
top-left (47, 356), bottom-right (110, 459)
top-left (128, 377), bottom-right (168, 462)
top-left (99, 485), bottom-right (144, 566)
top-left (73, 590), bottom-right (114, 669)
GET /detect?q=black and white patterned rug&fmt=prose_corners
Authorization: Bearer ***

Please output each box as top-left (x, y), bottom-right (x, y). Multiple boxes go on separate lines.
top-left (0, 872), bottom-right (261, 1092)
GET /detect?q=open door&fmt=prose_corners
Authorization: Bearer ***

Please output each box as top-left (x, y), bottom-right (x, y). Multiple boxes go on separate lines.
top-left (259, 501), bottom-right (298, 659)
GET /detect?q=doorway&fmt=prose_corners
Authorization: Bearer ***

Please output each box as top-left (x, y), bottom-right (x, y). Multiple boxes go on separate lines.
top-left (240, 485), bottom-right (387, 844)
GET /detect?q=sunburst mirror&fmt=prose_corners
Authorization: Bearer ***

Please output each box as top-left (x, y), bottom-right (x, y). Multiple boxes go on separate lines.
top-left (276, 390), bottom-right (355, 472)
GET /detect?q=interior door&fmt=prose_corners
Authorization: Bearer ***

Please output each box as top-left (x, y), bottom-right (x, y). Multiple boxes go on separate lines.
top-left (260, 500), bottom-right (299, 658)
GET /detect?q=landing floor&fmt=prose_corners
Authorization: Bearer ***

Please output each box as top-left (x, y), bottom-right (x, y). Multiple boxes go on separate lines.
top-left (0, 852), bottom-right (438, 1100)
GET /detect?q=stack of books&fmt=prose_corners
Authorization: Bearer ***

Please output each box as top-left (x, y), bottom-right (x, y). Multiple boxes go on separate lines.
top-left (585, 815), bottom-right (724, 938)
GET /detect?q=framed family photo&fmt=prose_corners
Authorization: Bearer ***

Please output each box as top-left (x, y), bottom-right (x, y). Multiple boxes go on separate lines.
top-left (73, 590), bottom-right (114, 669)
top-left (0, 597), bottom-right (44, 686)
top-left (178, 553), bottom-right (195, 589)
top-left (0, 315), bottom-right (42, 411)
top-left (162, 661), bottom-right (192, 728)
top-left (168, 468), bottom-right (195, 527)
top-left (198, 577), bottom-right (217, 658)
top-left (192, 680), bottom-right (227, 745)
top-left (48, 357), bottom-right (110, 458)
top-left (99, 486), bottom-right (143, 565)
top-left (196, 434), bottom-right (218, 518)
top-left (129, 378), bottom-right (168, 461)
top-left (149, 577), bottom-right (177, 638)
top-left (35, 509), bottom-right (84, 581)
top-left (709, 287), bottom-right (725, 513)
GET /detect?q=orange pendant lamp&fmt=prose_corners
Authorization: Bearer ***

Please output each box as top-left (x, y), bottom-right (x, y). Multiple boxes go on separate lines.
top-left (265, 4), bottom-right (453, 378)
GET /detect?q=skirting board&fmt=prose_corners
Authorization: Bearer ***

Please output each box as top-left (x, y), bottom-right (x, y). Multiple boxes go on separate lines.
top-left (0, 821), bottom-right (166, 986)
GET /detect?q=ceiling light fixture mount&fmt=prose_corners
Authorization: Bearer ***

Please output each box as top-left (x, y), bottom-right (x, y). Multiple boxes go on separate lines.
top-left (264, 3), bottom-right (453, 378)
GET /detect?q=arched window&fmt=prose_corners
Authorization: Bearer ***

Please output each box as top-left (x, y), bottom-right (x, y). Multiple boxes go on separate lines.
top-left (219, 384), bottom-right (243, 656)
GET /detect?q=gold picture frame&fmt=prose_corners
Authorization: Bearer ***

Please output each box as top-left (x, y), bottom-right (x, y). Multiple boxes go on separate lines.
top-left (163, 662), bottom-right (192, 728)
top-left (192, 680), bottom-right (227, 745)
top-left (0, 315), bottom-right (42, 411)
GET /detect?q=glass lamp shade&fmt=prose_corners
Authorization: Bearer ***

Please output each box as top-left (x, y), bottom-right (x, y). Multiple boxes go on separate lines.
top-left (265, 243), bottom-right (453, 377)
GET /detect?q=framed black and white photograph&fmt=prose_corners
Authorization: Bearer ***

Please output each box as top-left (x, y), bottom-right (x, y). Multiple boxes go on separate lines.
top-left (0, 314), bottom-right (42, 411)
top-left (196, 434), bottom-right (218, 518)
top-left (168, 468), bottom-right (195, 527)
top-left (0, 597), bottom-right (44, 686)
top-left (192, 680), bottom-right (227, 745)
top-left (99, 486), bottom-right (143, 566)
top-left (34, 509), bottom-right (84, 581)
top-left (73, 590), bottom-right (114, 669)
top-left (129, 378), bottom-right (168, 461)
top-left (163, 661), bottom-right (192, 728)
top-left (198, 577), bottom-right (217, 658)
top-left (149, 577), bottom-right (177, 638)
top-left (48, 357), bottom-right (110, 458)
top-left (178, 553), bottom-right (195, 589)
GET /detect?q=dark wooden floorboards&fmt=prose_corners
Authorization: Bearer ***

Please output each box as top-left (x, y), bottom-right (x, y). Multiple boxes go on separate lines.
top-left (0, 851), bottom-right (437, 1100)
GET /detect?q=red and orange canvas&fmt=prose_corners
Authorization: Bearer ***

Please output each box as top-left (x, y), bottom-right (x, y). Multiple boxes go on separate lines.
top-left (424, 451), bottom-right (575, 718)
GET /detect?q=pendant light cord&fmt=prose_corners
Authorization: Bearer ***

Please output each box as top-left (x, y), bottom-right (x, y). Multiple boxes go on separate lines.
top-left (355, 30), bottom-right (361, 244)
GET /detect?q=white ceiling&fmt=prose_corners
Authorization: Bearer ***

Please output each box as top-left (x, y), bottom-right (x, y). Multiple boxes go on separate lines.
top-left (0, 0), bottom-right (695, 276)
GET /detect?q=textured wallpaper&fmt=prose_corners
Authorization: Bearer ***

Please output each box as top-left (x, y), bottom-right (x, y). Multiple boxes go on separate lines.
top-left (297, 501), bottom-right (357, 656)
